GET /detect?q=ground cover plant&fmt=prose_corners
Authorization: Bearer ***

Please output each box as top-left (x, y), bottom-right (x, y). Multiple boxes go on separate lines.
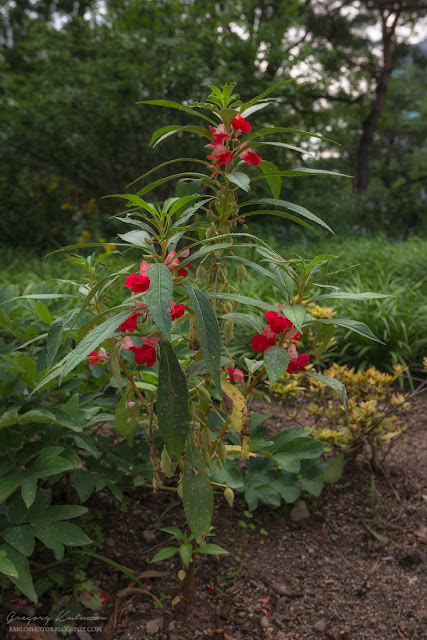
top-left (0, 82), bottom-right (399, 623)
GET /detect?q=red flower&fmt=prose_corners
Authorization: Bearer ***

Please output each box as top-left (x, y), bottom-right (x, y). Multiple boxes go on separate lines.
top-left (265, 311), bottom-right (294, 335)
top-left (241, 149), bottom-right (262, 166)
top-left (170, 302), bottom-right (186, 319)
top-left (208, 125), bottom-right (231, 145)
top-left (231, 114), bottom-right (252, 133)
top-left (130, 339), bottom-right (158, 368)
top-left (251, 333), bottom-right (276, 355)
top-left (120, 311), bottom-right (139, 333)
top-left (177, 263), bottom-right (191, 278)
top-left (206, 151), bottom-right (232, 167)
top-left (227, 367), bottom-right (244, 384)
top-left (287, 345), bottom-right (309, 374)
top-left (208, 586), bottom-right (216, 595)
top-left (87, 347), bottom-right (108, 365)
top-left (124, 274), bottom-right (150, 293)
top-left (99, 592), bottom-right (108, 604)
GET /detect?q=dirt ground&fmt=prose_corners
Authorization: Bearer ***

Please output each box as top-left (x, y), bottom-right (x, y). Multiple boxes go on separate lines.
top-left (4, 398), bottom-right (427, 640)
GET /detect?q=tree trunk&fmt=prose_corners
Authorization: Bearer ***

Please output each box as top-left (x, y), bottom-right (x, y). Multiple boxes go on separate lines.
top-left (354, 12), bottom-right (396, 193)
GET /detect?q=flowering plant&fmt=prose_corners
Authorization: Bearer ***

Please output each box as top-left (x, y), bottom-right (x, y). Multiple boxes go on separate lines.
top-left (37, 81), bottom-right (389, 602)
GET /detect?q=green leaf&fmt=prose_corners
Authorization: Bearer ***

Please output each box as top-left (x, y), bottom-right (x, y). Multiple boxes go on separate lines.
top-left (157, 341), bottom-right (190, 459)
top-left (150, 125), bottom-right (212, 147)
top-left (21, 475), bottom-right (37, 508)
top-left (241, 209), bottom-right (318, 235)
top-left (319, 453), bottom-right (345, 484)
top-left (0, 471), bottom-right (22, 503)
top-left (240, 80), bottom-right (295, 111)
top-left (115, 388), bottom-right (139, 446)
top-left (280, 304), bottom-right (306, 332)
top-left (183, 435), bottom-right (213, 542)
top-left (251, 168), bottom-right (351, 181)
top-left (47, 310), bottom-right (78, 368)
top-left (145, 263), bottom-right (173, 341)
top-left (220, 312), bottom-right (264, 334)
top-left (34, 301), bottom-right (53, 324)
top-left (74, 470), bottom-right (96, 503)
top-left (118, 230), bottom-right (151, 248)
top-left (0, 544), bottom-right (38, 602)
top-left (196, 543), bottom-right (229, 555)
top-left (243, 127), bottom-right (340, 146)
top-left (259, 161), bottom-right (281, 198)
top-left (241, 198), bottom-right (334, 234)
top-left (128, 159), bottom-right (210, 189)
top-left (313, 291), bottom-right (393, 301)
top-left (307, 318), bottom-right (384, 344)
top-left (315, 323), bottom-right (335, 362)
top-left (34, 309), bottom-right (131, 391)
top-left (184, 285), bottom-right (222, 393)
top-left (151, 546), bottom-right (179, 563)
top-left (136, 172), bottom-right (210, 198)
top-left (179, 543), bottom-right (193, 568)
top-left (3, 525), bottom-right (35, 557)
top-left (32, 524), bottom-right (64, 560)
top-left (225, 256), bottom-right (288, 295)
top-left (139, 99), bottom-right (216, 124)
top-left (204, 292), bottom-right (278, 313)
top-left (249, 140), bottom-right (314, 156)
top-left (264, 346), bottom-right (290, 386)
top-left (225, 171), bottom-right (250, 192)
top-left (303, 371), bottom-right (348, 418)
top-left (0, 549), bottom-right (18, 578)
top-left (160, 526), bottom-right (186, 540)
top-left (54, 522), bottom-right (92, 546)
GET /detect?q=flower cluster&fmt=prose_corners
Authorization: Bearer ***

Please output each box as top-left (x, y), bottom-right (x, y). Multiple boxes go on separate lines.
top-left (124, 250), bottom-right (191, 294)
top-left (205, 115), bottom-right (262, 169)
top-left (251, 311), bottom-right (309, 374)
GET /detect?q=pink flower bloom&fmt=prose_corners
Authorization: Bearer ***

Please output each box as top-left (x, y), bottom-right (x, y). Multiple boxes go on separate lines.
top-left (241, 149), bottom-right (262, 166)
top-left (208, 586), bottom-right (216, 595)
top-left (180, 248), bottom-right (191, 258)
top-left (265, 311), bottom-right (294, 335)
top-left (206, 150), bottom-right (232, 167)
top-left (208, 125), bottom-right (231, 145)
top-left (130, 338), bottom-right (159, 368)
top-left (87, 347), bottom-right (108, 365)
top-left (120, 336), bottom-right (135, 351)
top-left (139, 261), bottom-right (151, 277)
top-left (287, 344), bottom-right (309, 374)
top-left (124, 274), bottom-right (150, 293)
top-left (170, 301), bottom-right (186, 319)
top-left (133, 298), bottom-right (146, 309)
top-left (231, 114), bottom-right (252, 132)
top-left (227, 367), bottom-right (244, 384)
top-left (119, 311), bottom-right (140, 333)
top-left (165, 251), bottom-right (180, 268)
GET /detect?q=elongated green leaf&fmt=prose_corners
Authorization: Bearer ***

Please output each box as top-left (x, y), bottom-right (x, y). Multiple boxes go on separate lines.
top-left (315, 323), bottom-right (335, 362)
top-left (136, 172), bottom-right (209, 198)
top-left (34, 301), bottom-right (53, 324)
top-left (187, 242), bottom-right (233, 263)
top-left (196, 543), bottom-right (229, 555)
top-left (225, 256), bottom-right (287, 294)
top-left (104, 193), bottom-right (157, 216)
top-left (264, 346), bottom-right (290, 386)
top-left (129, 160), bottom-right (210, 190)
top-left (184, 285), bottom-right (221, 393)
top-left (240, 198), bottom-right (334, 234)
top-left (157, 341), bottom-right (190, 459)
top-left (179, 543), bottom-right (193, 568)
top-left (243, 127), bottom-right (340, 145)
top-left (252, 169), bottom-right (351, 181)
top-left (259, 160), bottom-right (281, 198)
top-left (220, 312), bottom-right (264, 334)
top-left (306, 317), bottom-right (384, 344)
top-left (303, 371), bottom-right (348, 418)
top-left (313, 291), bottom-right (393, 301)
top-left (225, 171), bottom-right (250, 192)
top-left (151, 546), bottom-right (179, 563)
top-left (0, 471), bottom-right (22, 503)
top-left (139, 99), bottom-right (216, 124)
top-left (183, 435), bottom-right (213, 542)
top-left (205, 292), bottom-right (278, 313)
top-left (150, 126), bottom-right (212, 147)
top-left (249, 140), bottom-right (314, 156)
top-left (145, 263), bottom-right (173, 340)
top-left (319, 452), bottom-right (345, 484)
top-left (0, 294), bottom-right (79, 306)
top-left (54, 522), bottom-right (92, 546)
top-left (240, 101), bottom-right (272, 118)
top-left (240, 80), bottom-right (295, 111)
top-left (74, 470), bottom-right (96, 503)
top-left (0, 544), bottom-right (37, 602)
top-left (242, 209), bottom-right (318, 235)
top-left (33, 310), bottom-right (131, 392)
top-left (47, 309), bottom-right (78, 368)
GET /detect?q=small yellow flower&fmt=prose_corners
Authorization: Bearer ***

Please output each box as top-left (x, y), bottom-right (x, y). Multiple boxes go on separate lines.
top-left (61, 203), bottom-right (72, 210)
